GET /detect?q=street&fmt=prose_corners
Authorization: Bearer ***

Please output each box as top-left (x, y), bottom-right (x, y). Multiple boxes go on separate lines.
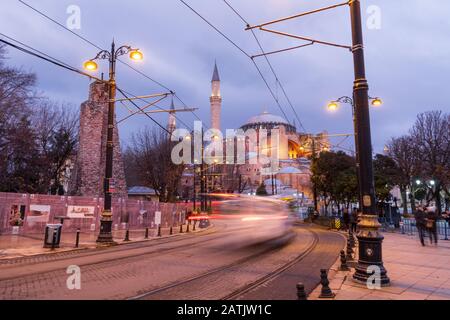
top-left (0, 198), bottom-right (345, 300)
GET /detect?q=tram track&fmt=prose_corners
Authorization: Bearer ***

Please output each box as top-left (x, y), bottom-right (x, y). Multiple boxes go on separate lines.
top-left (0, 223), bottom-right (263, 282)
top-left (128, 228), bottom-right (319, 300)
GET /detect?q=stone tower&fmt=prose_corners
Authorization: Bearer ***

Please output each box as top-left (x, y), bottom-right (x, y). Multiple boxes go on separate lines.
top-left (210, 62), bottom-right (222, 131)
top-left (70, 81), bottom-right (128, 198)
top-left (167, 96), bottom-right (176, 134)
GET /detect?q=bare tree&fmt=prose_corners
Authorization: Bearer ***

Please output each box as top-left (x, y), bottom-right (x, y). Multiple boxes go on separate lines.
top-left (0, 46), bottom-right (78, 194)
top-left (128, 128), bottom-right (184, 202)
top-left (387, 135), bottom-right (419, 213)
top-left (32, 101), bottom-right (79, 194)
top-left (410, 111), bottom-right (450, 214)
top-left (0, 45), bottom-right (38, 192)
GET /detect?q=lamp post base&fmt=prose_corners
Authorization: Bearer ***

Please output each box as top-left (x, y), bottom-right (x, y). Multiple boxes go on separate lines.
top-left (353, 215), bottom-right (390, 286)
top-left (96, 213), bottom-right (116, 246)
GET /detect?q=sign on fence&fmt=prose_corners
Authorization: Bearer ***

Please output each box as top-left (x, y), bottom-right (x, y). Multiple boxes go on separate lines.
top-left (67, 206), bottom-right (95, 219)
top-left (155, 211), bottom-right (162, 225)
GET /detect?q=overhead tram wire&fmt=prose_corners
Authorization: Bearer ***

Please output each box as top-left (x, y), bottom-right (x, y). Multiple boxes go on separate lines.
top-left (117, 87), bottom-right (194, 131)
top-left (179, 0), bottom-right (292, 125)
top-left (0, 33), bottom-right (175, 136)
top-left (16, 0), bottom-right (206, 128)
top-left (221, 0), bottom-right (307, 133)
top-left (116, 87), bottom-right (173, 137)
top-left (0, 36), bottom-right (100, 82)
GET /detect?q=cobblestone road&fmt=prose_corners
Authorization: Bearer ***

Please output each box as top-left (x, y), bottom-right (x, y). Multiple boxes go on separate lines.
top-left (0, 200), bottom-right (345, 300)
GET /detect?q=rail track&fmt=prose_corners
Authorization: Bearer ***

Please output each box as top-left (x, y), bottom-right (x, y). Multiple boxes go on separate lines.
top-left (128, 228), bottom-right (319, 300)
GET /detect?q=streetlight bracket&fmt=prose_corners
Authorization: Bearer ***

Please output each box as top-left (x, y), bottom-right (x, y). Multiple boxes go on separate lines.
top-left (93, 50), bottom-right (111, 61)
top-left (115, 45), bottom-right (136, 59)
top-left (258, 27), bottom-right (352, 51)
top-left (245, 1), bottom-right (350, 31)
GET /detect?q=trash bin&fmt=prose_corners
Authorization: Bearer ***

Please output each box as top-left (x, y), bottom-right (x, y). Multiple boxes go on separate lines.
top-left (44, 224), bottom-right (62, 248)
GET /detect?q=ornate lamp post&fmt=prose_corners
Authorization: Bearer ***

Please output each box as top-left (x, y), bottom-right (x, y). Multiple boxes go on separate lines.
top-left (348, 0), bottom-right (389, 286)
top-left (84, 41), bottom-right (143, 245)
top-left (241, 0), bottom-right (390, 286)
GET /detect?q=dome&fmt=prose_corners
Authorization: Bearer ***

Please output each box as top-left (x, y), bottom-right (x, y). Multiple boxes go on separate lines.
top-left (241, 111), bottom-right (296, 133)
top-left (278, 166), bottom-right (302, 174)
top-left (244, 111), bottom-right (289, 126)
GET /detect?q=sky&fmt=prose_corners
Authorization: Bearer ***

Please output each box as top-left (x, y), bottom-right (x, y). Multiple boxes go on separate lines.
top-left (1, 0), bottom-right (449, 153)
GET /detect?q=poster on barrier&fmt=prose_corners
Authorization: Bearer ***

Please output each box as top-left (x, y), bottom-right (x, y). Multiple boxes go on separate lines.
top-left (67, 205), bottom-right (95, 219)
top-left (154, 211), bottom-right (162, 225)
top-left (27, 205), bottom-right (51, 223)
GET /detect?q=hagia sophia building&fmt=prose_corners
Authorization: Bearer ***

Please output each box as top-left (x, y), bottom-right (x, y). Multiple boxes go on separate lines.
top-left (177, 63), bottom-right (330, 201)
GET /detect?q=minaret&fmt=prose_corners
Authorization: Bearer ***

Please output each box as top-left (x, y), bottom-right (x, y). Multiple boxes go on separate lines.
top-left (210, 61), bottom-right (222, 131)
top-left (168, 96), bottom-right (176, 135)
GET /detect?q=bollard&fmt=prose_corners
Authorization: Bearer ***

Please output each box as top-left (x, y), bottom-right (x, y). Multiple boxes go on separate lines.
top-left (296, 283), bottom-right (307, 300)
top-left (349, 230), bottom-right (355, 248)
top-left (339, 250), bottom-right (350, 271)
top-left (352, 231), bottom-right (357, 246)
top-left (75, 229), bottom-right (80, 248)
top-left (170, 226), bottom-right (173, 235)
top-left (319, 269), bottom-right (335, 298)
top-left (186, 222), bottom-right (190, 233)
top-left (144, 227), bottom-right (149, 239)
top-left (444, 221), bottom-right (449, 241)
top-left (179, 224), bottom-right (183, 234)
top-left (193, 220), bottom-right (196, 231)
top-left (157, 225), bottom-right (162, 237)
top-left (346, 238), bottom-right (354, 261)
top-left (124, 229), bottom-right (130, 242)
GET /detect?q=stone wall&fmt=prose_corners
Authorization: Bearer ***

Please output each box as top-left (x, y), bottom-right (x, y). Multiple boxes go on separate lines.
top-left (69, 81), bottom-right (127, 198)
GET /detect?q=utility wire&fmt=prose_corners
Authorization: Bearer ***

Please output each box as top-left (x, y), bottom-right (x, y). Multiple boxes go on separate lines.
top-left (222, 0), bottom-right (307, 133)
top-left (179, 0), bottom-right (292, 125)
top-left (116, 87), bottom-right (173, 136)
top-left (0, 36), bottom-right (100, 81)
top-left (17, 0), bottom-right (205, 126)
top-left (117, 87), bottom-right (194, 131)
top-left (0, 32), bottom-right (175, 137)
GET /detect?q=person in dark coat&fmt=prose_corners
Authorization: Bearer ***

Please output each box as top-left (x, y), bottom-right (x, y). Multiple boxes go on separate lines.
top-left (343, 208), bottom-right (350, 231)
top-left (415, 206), bottom-right (427, 246)
top-left (350, 208), bottom-right (358, 233)
top-left (425, 207), bottom-right (438, 245)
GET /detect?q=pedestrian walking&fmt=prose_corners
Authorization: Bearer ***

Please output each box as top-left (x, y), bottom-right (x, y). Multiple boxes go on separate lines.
top-left (343, 208), bottom-right (350, 231)
top-left (350, 208), bottom-right (358, 233)
top-left (425, 207), bottom-right (438, 245)
top-left (415, 206), bottom-right (427, 246)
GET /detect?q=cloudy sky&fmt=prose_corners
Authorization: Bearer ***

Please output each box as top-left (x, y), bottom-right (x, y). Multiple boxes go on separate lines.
top-left (1, 0), bottom-right (449, 153)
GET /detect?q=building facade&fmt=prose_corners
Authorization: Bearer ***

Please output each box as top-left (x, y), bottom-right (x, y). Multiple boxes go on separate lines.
top-left (180, 63), bottom-right (330, 201)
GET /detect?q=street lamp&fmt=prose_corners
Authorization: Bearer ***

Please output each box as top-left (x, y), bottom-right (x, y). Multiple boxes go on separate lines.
top-left (84, 41), bottom-right (143, 245)
top-left (245, 0), bottom-right (389, 285)
top-left (348, 1), bottom-right (389, 286)
top-left (83, 60), bottom-right (98, 71)
top-left (327, 96), bottom-right (382, 112)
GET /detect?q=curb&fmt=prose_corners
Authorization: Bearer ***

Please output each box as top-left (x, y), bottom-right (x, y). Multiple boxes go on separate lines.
top-left (0, 223), bottom-right (215, 262)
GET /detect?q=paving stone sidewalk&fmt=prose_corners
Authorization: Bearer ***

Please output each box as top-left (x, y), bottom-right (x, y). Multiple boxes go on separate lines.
top-left (0, 225), bottom-right (199, 260)
top-left (309, 231), bottom-right (450, 300)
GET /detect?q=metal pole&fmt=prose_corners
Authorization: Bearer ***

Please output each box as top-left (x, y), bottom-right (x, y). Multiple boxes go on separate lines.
top-left (350, 0), bottom-right (389, 286)
top-left (97, 41), bottom-right (116, 244)
top-left (75, 229), bottom-right (80, 248)
top-left (200, 128), bottom-right (206, 212)
top-left (311, 137), bottom-right (318, 212)
top-left (193, 164), bottom-right (197, 211)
